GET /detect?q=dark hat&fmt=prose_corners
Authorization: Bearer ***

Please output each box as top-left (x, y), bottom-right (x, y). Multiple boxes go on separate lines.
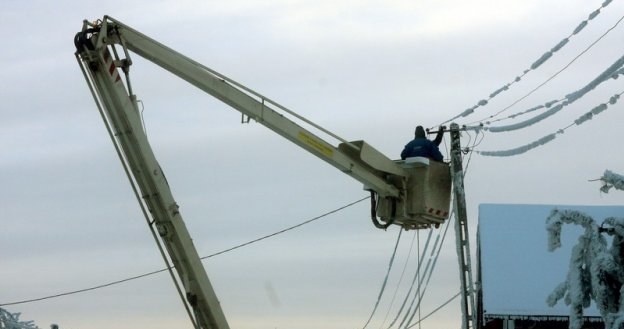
top-left (415, 126), bottom-right (426, 138)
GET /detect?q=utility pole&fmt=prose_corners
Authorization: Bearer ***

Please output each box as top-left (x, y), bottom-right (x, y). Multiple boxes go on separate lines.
top-left (449, 123), bottom-right (477, 329)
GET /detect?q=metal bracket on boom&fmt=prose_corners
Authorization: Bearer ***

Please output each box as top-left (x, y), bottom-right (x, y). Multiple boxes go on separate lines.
top-left (241, 113), bottom-right (252, 124)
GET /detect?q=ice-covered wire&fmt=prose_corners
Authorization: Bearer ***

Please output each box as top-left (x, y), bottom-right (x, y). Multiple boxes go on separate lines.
top-left (566, 53), bottom-right (624, 103)
top-left (477, 89), bottom-right (623, 157)
top-left (487, 103), bottom-right (565, 133)
top-left (464, 60), bottom-right (623, 135)
top-left (470, 12), bottom-right (624, 127)
top-left (378, 231), bottom-right (420, 329)
top-left (471, 47), bottom-right (624, 133)
top-left (383, 211), bottom-right (453, 329)
top-left (402, 213), bottom-right (453, 329)
top-left (362, 228), bottom-right (404, 329)
top-left (479, 133), bottom-right (558, 157)
top-left (474, 99), bottom-right (563, 126)
top-left (384, 230), bottom-right (434, 329)
top-left (437, 0), bottom-right (617, 127)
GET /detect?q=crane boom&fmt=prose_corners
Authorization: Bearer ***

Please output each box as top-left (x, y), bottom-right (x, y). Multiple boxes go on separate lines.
top-left (74, 16), bottom-right (451, 329)
top-left (75, 18), bottom-right (232, 329)
top-left (78, 16), bottom-right (405, 198)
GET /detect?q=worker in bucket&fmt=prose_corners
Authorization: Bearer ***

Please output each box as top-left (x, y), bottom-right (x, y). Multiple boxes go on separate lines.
top-left (400, 126), bottom-right (444, 161)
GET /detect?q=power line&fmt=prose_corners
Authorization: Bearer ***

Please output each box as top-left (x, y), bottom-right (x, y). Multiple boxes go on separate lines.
top-left (406, 292), bottom-right (462, 329)
top-left (0, 267), bottom-right (169, 308)
top-left (477, 88), bottom-right (624, 157)
top-left (401, 212), bottom-right (453, 329)
top-left (437, 0), bottom-right (618, 127)
top-left (201, 196), bottom-right (370, 259)
top-left (469, 12), bottom-right (624, 127)
top-left (384, 230), bottom-right (434, 329)
top-left (460, 49), bottom-right (624, 157)
top-left (361, 228), bottom-right (404, 329)
top-left (0, 196), bottom-right (370, 307)
top-left (381, 212), bottom-right (453, 329)
top-left (378, 231), bottom-right (419, 329)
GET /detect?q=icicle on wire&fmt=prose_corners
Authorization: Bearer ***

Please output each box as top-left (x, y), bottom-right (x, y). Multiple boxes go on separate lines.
top-left (482, 99), bottom-right (563, 125)
top-left (482, 64), bottom-right (621, 128)
top-left (467, 12), bottom-right (624, 128)
top-left (464, 57), bottom-right (624, 135)
top-left (437, 0), bottom-right (616, 127)
top-left (487, 61), bottom-right (621, 133)
top-left (477, 89), bottom-right (622, 157)
top-left (467, 33), bottom-right (624, 132)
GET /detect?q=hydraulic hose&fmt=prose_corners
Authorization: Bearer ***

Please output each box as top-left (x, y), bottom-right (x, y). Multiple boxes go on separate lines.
top-left (370, 190), bottom-right (395, 230)
top-left (74, 28), bottom-right (99, 51)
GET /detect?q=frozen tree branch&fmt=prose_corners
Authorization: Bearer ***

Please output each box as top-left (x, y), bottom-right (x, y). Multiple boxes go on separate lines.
top-left (0, 308), bottom-right (40, 329)
top-left (601, 170), bottom-right (624, 193)
top-left (546, 209), bottom-right (624, 329)
top-left (546, 209), bottom-right (600, 329)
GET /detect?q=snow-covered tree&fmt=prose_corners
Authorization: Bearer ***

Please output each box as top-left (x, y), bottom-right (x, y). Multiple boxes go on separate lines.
top-left (0, 308), bottom-right (40, 329)
top-left (546, 209), bottom-right (624, 329)
top-left (601, 170), bottom-right (624, 193)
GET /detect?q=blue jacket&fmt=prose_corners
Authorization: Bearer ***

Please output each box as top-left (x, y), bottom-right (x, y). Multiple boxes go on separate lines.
top-left (401, 138), bottom-right (443, 161)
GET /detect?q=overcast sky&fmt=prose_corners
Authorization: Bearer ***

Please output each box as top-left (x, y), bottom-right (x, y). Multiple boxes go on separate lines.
top-left (2, 1), bottom-right (624, 329)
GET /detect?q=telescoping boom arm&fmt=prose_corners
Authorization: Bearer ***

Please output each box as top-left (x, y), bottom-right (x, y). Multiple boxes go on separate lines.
top-left (74, 16), bottom-right (451, 329)
top-left (76, 16), bottom-right (406, 198)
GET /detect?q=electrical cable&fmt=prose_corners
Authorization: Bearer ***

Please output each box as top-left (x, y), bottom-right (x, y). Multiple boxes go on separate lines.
top-left (406, 292), bottom-right (462, 329)
top-left (381, 164), bottom-right (460, 329)
top-left (361, 228), bottom-right (404, 329)
top-left (0, 196), bottom-right (370, 307)
top-left (462, 130), bottom-right (484, 177)
top-left (473, 98), bottom-right (563, 126)
top-left (403, 210), bottom-right (454, 328)
top-left (469, 12), bottom-right (624, 127)
top-left (464, 49), bottom-right (624, 136)
top-left (384, 230), bottom-right (434, 329)
top-left (477, 88), bottom-right (624, 157)
top-left (417, 231), bottom-right (422, 329)
top-left (0, 267), bottom-right (171, 308)
top-left (398, 218), bottom-right (452, 329)
top-left (436, 1), bottom-right (619, 127)
top-left (378, 231), bottom-right (419, 329)
top-left (201, 196), bottom-right (370, 259)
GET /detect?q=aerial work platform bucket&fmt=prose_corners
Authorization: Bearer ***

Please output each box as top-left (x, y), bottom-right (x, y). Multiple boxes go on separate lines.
top-left (376, 157), bottom-right (452, 230)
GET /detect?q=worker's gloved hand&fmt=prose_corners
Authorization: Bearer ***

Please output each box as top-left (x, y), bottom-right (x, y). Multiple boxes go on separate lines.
top-left (433, 126), bottom-right (445, 146)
